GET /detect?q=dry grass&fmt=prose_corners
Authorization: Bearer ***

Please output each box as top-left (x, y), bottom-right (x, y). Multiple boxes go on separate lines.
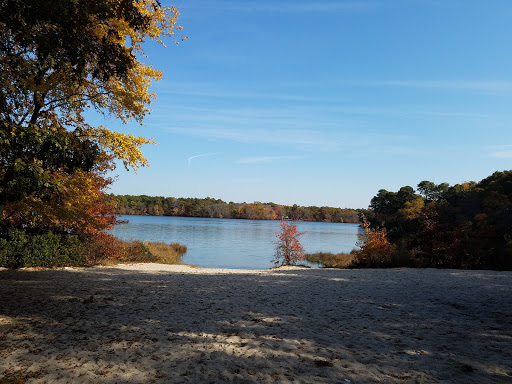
top-left (306, 251), bottom-right (358, 268)
top-left (143, 241), bottom-right (187, 264)
top-left (121, 240), bottom-right (159, 263)
top-left (94, 240), bottom-right (187, 266)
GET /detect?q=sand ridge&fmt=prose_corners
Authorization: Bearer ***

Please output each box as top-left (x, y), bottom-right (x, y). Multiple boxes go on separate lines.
top-left (1, 264), bottom-right (511, 383)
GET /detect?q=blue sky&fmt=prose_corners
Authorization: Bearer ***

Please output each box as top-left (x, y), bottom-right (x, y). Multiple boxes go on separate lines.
top-left (102, 0), bottom-right (512, 209)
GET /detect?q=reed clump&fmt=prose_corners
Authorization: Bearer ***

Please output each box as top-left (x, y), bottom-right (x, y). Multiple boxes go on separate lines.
top-left (143, 241), bottom-right (187, 264)
top-left (119, 240), bottom-right (158, 263)
top-left (306, 251), bottom-right (358, 268)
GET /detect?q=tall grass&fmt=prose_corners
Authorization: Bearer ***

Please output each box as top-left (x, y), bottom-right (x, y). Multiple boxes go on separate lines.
top-left (143, 241), bottom-right (187, 264)
top-left (306, 251), bottom-right (358, 268)
top-left (87, 236), bottom-right (187, 265)
top-left (113, 240), bottom-right (187, 265)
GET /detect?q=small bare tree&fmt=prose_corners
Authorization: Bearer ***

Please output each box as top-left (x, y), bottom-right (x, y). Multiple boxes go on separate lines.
top-left (274, 220), bottom-right (307, 266)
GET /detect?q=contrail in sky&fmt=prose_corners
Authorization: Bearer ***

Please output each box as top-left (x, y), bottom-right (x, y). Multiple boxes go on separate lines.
top-left (187, 153), bottom-right (219, 167)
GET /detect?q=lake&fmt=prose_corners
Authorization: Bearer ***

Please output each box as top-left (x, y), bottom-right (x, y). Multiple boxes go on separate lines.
top-left (109, 215), bottom-right (362, 269)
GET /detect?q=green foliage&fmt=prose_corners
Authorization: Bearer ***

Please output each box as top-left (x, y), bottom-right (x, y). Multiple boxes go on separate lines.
top-left (367, 171), bottom-right (512, 270)
top-left (0, 125), bottom-right (100, 207)
top-left (0, 229), bottom-right (188, 268)
top-left (0, 229), bottom-right (83, 268)
top-left (417, 180), bottom-right (449, 202)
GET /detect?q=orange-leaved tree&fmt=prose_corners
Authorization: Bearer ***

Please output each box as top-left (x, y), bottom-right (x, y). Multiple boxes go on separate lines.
top-left (355, 213), bottom-right (392, 267)
top-left (274, 220), bottom-right (307, 266)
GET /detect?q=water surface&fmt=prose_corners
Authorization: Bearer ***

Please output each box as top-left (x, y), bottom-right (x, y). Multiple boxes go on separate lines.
top-left (109, 215), bottom-right (361, 269)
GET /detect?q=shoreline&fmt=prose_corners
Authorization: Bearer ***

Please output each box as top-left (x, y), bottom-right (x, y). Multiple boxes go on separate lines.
top-left (1, 264), bottom-right (511, 383)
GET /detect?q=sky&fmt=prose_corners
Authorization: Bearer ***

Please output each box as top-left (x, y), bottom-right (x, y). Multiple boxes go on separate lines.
top-left (98, 0), bottom-right (512, 209)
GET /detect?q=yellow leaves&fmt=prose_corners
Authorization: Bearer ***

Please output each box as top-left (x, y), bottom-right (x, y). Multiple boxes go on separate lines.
top-left (85, 127), bottom-right (156, 171)
top-left (129, 1), bottom-right (183, 48)
top-left (101, 62), bottom-right (163, 123)
top-left (87, 1), bottom-right (184, 52)
top-left (400, 197), bottom-right (425, 221)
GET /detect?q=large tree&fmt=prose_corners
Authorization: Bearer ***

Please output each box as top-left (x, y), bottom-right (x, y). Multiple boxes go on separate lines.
top-left (366, 172), bottom-right (512, 269)
top-left (0, 0), bottom-right (184, 233)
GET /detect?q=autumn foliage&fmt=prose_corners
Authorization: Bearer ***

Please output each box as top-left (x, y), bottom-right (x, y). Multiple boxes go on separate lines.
top-left (274, 220), bottom-right (307, 266)
top-left (353, 214), bottom-right (392, 267)
top-left (112, 195), bottom-right (361, 223)
top-left (0, 0), bottom-right (185, 266)
top-left (365, 171), bottom-right (512, 270)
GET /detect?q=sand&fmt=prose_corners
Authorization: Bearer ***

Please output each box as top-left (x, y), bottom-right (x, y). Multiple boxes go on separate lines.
top-left (0, 264), bottom-right (511, 383)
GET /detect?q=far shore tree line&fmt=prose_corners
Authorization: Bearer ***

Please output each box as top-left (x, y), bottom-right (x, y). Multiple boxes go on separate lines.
top-left (110, 195), bottom-right (362, 223)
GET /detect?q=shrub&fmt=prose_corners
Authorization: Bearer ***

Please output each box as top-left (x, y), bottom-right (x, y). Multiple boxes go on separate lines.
top-left (0, 229), bottom-right (84, 268)
top-left (80, 232), bottom-right (124, 265)
top-left (273, 220), bottom-right (307, 266)
top-left (353, 214), bottom-right (393, 267)
top-left (0, 229), bottom-right (188, 268)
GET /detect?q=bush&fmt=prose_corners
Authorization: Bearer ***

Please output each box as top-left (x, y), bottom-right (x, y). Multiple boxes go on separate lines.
top-left (273, 220), bottom-right (307, 266)
top-left (0, 229), bottom-right (84, 268)
top-left (0, 229), bottom-right (188, 268)
top-left (80, 232), bottom-right (124, 265)
top-left (353, 214), bottom-right (393, 267)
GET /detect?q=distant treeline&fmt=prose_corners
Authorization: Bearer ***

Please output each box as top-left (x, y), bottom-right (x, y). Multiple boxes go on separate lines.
top-left (110, 195), bottom-right (361, 223)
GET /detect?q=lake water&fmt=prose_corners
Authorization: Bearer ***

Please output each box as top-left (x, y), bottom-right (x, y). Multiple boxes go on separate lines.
top-left (109, 215), bottom-right (362, 269)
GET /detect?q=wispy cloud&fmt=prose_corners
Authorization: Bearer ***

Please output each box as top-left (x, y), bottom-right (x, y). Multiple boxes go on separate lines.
top-left (187, 153), bottom-right (220, 167)
top-left (153, 102), bottom-right (510, 138)
top-left (489, 145), bottom-right (512, 159)
top-left (236, 155), bottom-right (301, 164)
top-left (165, 124), bottom-right (418, 158)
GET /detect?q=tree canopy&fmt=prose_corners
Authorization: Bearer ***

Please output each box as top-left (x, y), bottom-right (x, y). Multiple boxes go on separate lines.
top-left (0, 0), bottom-right (184, 235)
top-left (365, 171), bottom-right (512, 270)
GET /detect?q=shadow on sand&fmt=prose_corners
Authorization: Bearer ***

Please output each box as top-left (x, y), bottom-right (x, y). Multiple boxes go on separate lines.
top-left (1, 266), bottom-right (511, 383)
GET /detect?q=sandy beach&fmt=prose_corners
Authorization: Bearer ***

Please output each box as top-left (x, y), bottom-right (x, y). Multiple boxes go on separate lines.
top-left (1, 264), bottom-right (511, 383)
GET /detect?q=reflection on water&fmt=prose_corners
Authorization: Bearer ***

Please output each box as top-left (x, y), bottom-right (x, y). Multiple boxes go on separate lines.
top-left (109, 215), bottom-right (362, 269)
